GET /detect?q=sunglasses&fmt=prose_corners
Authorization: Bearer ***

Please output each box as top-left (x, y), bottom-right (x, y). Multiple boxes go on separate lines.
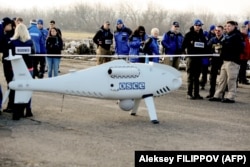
top-left (195, 25), bottom-right (202, 27)
top-left (215, 30), bottom-right (222, 32)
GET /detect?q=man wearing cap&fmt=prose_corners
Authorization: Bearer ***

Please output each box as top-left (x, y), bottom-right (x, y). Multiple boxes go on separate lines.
top-left (114, 19), bottom-right (132, 59)
top-left (28, 19), bottom-right (44, 78)
top-left (161, 21), bottom-right (184, 69)
top-left (36, 19), bottom-right (48, 78)
top-left (182, 19), bottom-right (208, 100)
top-left (199, 24), bottom-right (216, 90)
top-left (244, 20), bottom-right (250, 38)
top-left (209, 21), bottom-right (244, 103)
top-left (207, 25), bottom-right (216, 40)
top-left (93, 21), bottom-right (114, 65)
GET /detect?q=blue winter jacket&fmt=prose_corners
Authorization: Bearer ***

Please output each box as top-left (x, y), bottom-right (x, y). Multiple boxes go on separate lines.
top-left (39, 28), bottom-right (48, 54)
top-left (0, 23), bottom-right (4, 52)
top-left (114, 25), bottom-right (132, 55)
top-left (161, 31), bottom-right (183, 55)
top-left (144, 36), bottom-right (160, 63)
top-left (128, 34), bottom-right (148, 63)
top-left (28, 24), bottom-right (43, 53)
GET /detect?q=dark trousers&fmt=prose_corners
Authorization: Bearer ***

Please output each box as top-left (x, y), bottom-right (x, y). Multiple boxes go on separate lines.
top-left (209, 58), bottom-right (223, 96)
top-left (200, 65), bottom-right (209, 88)
top-left (186, 58), bottom-right (202, 96)
top-left (238, 60), bottom-right (248, 83)
top-left (33, 56), bottom-right (46, 78)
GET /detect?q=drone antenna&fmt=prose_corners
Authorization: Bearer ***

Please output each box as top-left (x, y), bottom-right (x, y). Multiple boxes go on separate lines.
top-left (61, 94), bottom-right (65, 112)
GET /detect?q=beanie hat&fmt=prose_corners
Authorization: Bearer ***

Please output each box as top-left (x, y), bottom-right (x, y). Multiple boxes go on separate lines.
top-left (244, 20), bottom-right (249, 25)
top-left (30, 19), bottom-right (37, 25)
top-left (117, 19), bottom-right (123, 25)
top-left (2, 17), bottom-right (12, 28)
top-left (209, 25), bottom-right (215, 31)
top-left (193, 19), bottom-right (203, 26)
top-left (37, 19), bottom-right (43, 25)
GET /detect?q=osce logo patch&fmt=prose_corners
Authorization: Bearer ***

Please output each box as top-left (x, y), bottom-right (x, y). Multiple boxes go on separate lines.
top-left (119, 82), bottom-right (145, 90)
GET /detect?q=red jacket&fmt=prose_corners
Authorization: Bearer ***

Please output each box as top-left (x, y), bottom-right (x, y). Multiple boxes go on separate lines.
top-left (240, 33), bottom-right (250, 60)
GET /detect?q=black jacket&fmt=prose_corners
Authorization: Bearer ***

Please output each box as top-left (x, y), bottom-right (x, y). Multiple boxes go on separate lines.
top-left (220, 28), bottom-right (243, 65)
top-left (182, 26), bottom-right (208, 55)
top-left (93, 26), bottom-right (113, 50)
top-left (46, 36), bottom-right (63, 58)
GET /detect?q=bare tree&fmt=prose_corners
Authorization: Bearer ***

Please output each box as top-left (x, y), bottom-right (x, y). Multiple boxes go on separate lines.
top-left (0, 2), bottom-right (248, 34)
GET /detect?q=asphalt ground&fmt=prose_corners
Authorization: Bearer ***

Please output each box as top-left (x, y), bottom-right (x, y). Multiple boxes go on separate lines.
top-left (0, 58), bottom-right (250, 167)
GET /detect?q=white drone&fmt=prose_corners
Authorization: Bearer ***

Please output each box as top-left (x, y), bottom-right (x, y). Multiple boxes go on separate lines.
top-left (4, 51), bottom-right (182, 124)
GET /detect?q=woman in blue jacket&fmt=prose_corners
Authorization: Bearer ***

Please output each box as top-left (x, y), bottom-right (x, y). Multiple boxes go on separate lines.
top-left (143, 28), bottom-right (160, 63)
top-left (128, 26), bottom-right (148, 63)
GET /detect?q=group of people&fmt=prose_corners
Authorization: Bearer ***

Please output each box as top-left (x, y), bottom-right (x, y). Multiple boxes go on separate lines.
top-left (93, 19), bottom-right (161, 64)
top-left (93, 18), bottom-right (250, 104)
top-left (0, 17), bottom-right (63, 120)
top-left (1, 17), bottom-right (250, 120)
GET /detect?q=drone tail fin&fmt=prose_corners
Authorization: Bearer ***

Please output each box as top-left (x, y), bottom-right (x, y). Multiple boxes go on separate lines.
top-left (6, 53), bottom-right (33, 104)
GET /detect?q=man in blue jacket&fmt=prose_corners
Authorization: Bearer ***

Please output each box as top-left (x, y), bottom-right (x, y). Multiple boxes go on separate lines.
top-left (28, 19), bottom-right (43, 78)
top-left (37, 19), bottom-right (48, 77)
top-left (114, 19), bottom-right (132, 59)
top-left (161, 21), bottom-right (184, 69)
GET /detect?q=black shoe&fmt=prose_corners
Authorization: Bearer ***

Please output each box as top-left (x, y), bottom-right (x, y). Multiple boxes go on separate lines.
top-left (221, 98), bottom-right (235, 103)
top-left (3, 108), bottom-right (13, 113)
top-left (206, 95), bottom-right (213, 98)
top-left (193, 95), bottom-right (203, 100)
top-left (38, 72), bottom-right (44, 79)
top-left (186, 94), bottom-right (195, 100)
top-left (209, 97), bottom-right (222, 102)
top-left (12, 110), bottom-right (21, 120)
top-left (242, 82), bottom-right (250, 85)
top-left (25, 108), bottom-right (33, 117)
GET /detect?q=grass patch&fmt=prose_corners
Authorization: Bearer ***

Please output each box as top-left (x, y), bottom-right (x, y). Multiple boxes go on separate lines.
top-left (63, 31), bottom-right (94, 40)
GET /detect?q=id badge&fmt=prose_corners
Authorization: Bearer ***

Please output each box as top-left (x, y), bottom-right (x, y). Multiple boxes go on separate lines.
top-left (15, 47), bottom-right (31, 54)
top-left (105, 40), bottom-right (112, 45)
top-left (194, 42), bottom-right (204, 48)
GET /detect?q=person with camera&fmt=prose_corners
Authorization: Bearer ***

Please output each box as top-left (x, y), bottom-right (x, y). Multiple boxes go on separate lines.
top-left (206, 25), bottom-right (224, 98)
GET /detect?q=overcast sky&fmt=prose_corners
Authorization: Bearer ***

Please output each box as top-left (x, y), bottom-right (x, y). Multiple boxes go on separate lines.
top-left (0, 0), bottom-right (249, 16)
